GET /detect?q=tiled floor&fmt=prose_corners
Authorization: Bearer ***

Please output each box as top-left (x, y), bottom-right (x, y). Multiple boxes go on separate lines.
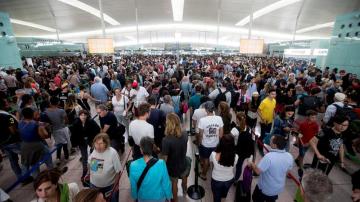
top-left (0, 110), bottom-right (358, 202)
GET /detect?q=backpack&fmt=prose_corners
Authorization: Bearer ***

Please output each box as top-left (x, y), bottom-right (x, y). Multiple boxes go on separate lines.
top-left (332, 104), bottom-right (359, 122)
top-left (214, 88), bottom-right (228, 107)
top-left (230, 90), bottom-right (240, 108)
top-left (172, 95), bottom-right (181, 114)
top-left (299, 96), bottom-right (320, 115)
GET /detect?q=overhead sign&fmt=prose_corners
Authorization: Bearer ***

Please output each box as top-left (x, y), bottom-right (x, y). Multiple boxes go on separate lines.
top-left (313, 49), bottom-right (328, 56)
top-left (88, 38), bottom-right (114, 54)
top-left (284, 49), bottom-right (311, 56)
top-left (240, 39), bottom-right (264, 54)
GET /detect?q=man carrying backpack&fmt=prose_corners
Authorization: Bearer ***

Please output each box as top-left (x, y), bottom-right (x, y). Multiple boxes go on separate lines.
top-left (295, 87), bottom-right (322, 122)
top-left (323, 92), bottom-right (347, 125)
top-left (209, 81), bottom-right (231, 107)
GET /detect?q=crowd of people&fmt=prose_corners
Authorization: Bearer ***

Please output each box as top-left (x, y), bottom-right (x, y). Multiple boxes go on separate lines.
top-left (0, 54), bottom-right (359, 202)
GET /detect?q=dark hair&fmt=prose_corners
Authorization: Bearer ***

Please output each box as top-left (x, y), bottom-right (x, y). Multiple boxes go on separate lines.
top-left (271, 135), bottom-right (287, 150)
top-left (50, 96), bottom-right (60, 106)
top-left (138, 103), bottom-right (151, 116)
top-left (280, 105), bottom-right (295, 119)
top-left (215, 135), bottom-right (236, 167)
top-left (332, 115), bottom-right (349, 124)
top-left (74, 189), bottom-right (102, 202)
top-left (140, 136), bottom-right (154, 156)
top-left (268, 88), bottom-right (276, 93)
top-left (306, 109), bottom-right (318, 117)
top-left (195, 84), bottom-right (202, 92)
top-left (33, 168), bottom-right (62, 190)
top-left (22, 107), bottom-right (34, 119)
top-left (147, 96), bottom-right (156, 105)
top-left (310, 87), bottom-right (321, 95)
top-left (20, 94), bottom-right (33, 108)
top-left (200, 96), bottom-right (210, 105)
top-left (78, 109), bottom-right (90, 117)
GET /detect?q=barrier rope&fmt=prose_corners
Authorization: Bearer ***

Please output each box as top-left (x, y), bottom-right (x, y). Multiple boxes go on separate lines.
top-left (5, 144), bottom-right (60, 193)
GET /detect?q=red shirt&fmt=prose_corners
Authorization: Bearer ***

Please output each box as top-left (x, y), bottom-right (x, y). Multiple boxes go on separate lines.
top-left (54, 76), bottom-right (61, 88)
top-left (298, 120), bottom-right (319, 144)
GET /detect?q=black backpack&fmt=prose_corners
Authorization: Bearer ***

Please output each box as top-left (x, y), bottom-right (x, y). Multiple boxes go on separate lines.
top-left (332, 104), bottom-right (359, 122)
top-left (214, 88), bottom-right (228, 107)
top-left (230, 90), bottom-right (240, 108)
top-left (298, 96), bottom-right (320, 115)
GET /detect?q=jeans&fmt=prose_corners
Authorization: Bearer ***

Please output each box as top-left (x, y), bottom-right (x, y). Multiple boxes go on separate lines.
top-left (79, 143), bottom-right (88, 177)
top-left (2, 143), bottom-right (22, 179)
top-left (41, 141), bottom-right (53, 169)
top-left (56, 143), bottom-right (69, 159)
top-left (211, 178), bottom-right (234, 202)
top-left (90, 183), bottom-right (118, 202)
top-left (259, 123), bottom-right (272, 151)
top-left (252, 185), bottom-right (278, 202)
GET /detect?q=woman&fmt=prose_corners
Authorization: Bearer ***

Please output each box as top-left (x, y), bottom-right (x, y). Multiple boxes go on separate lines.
top-left (218, 101), bottom-right (232, 135)
top-left (161, 113), bottom-right (189, 202)
top-left (271, 105), bottom-right (295, 151)
top-left (72, 110), bottom-right (100, 179)
top-left (48, 80), bottom-right (61, 98)
top-left (88, 133), bottom-right (121, 202)
top-left (74, 189), bottom-right (106, 202)
top-left (111, 88), bottom-right (130, 126)
top-left (77, 85), bottom-right (94, 112)
top-left (110, 74), bottom-right (121, 91)
top-left (31, 168), bottom-right (79, 202)
top-left (246, 92), bottom-right (260, 129)
top-left (129, 136), bottom-right (172, 202)
top-left (210, 134), bottom-right (238, 202)
top-left (230, 112), bottom-right (254, 181)
top-left (64, 94), bottom-right (83, 124)
top-left (19, 108), bottom-right (51, 179)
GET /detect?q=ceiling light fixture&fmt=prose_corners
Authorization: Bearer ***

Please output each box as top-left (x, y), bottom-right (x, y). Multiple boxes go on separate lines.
top-left (235, 0), bottom-right (301, 26)
top-left (57, 0), bottom-right (120, 25)
top-left (296, 22), bottom-right (334, 34)
top-left (10, 19), bottom-right (57, 32)
top-left (171, 0), bottom-right (185, 21)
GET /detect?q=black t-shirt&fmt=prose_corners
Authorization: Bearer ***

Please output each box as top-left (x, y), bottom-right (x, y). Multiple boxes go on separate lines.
top-left (99, 112), bottom-right (118, 139)
top-left (0, 112), bottom-right (21, 145)
top-left (162, 132), bottom-right (188, 177)
top-left (317, 127), bottom-right (343, 162)
top-left (147, 108), bottom-right (166, 147)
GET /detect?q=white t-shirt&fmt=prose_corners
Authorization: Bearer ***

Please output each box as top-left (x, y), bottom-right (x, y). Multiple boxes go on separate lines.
top-left (134, 86), bottom-right (149, 108)
top-left (198, 115), bottom-right (223, 147)
top-left (112, 95), bottom-right (128, 114)
top-left (210, 152), bottom-right (238, 181)
top-left (129, 119), bottom-right (154, 145)
top-left (88, 147), bottom-right (121, 187)
top-left (192, 108), bottom-right (207, 133)
top-left (121, 88), bottom-right (137, 100)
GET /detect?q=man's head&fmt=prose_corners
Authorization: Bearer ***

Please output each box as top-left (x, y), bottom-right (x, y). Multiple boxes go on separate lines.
top-left (204, 101), bottom-right (215, 114)
top-left (306, 110), bottom-right (318, 122)
top-left (268, 88), bottom-right (276, 99)
top-left (270, 135), bottom-right (287, 150)
top-left (140, 136), bottom-right (154, 156)
top-left (22, 107), bottom-right (34, 120)
top-left (138, 103), bottom-right (151, 119)
top-left (302, 169), bottom-right (333, 202)
top-left (332, 115), bottom-right (349, 133)
top-left (50, 96), bottom-right (60, 107)
top-left (96, 104), bottom-right (108, 118)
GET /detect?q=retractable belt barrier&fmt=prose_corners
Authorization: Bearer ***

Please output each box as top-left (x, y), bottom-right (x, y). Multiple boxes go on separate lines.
top-left (5, 144), bottom-right (61, 193)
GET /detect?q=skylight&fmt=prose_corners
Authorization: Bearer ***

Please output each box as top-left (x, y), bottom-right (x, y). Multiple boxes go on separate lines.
top-left (296, 22), bottom-right (334, 34)
top-left (171, 0), bottom-right (185, 22)
top-left (10, 19), bottom-right (57, 32)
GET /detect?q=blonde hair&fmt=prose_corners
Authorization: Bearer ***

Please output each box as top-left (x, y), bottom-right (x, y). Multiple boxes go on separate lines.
top-left (165, 113), bottom-right (182, 138)
top-left (92, 133), bottom-right (110, 149)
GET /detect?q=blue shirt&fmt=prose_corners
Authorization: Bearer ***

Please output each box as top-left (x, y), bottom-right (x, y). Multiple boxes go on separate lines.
top-left (257, 149), bottom-right (293, 196)
top-left (129, 158), bottom-right (172, 201)
top-left (18, 120), bottom-right (41, 142)
top-left (90, 82), bottom-right (109, 103)
top-left (189, 93), bottom-right (202, 110)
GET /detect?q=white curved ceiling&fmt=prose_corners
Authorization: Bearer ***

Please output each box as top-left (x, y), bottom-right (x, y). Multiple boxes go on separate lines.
top-left (1, 0), bottom-right (359, 47)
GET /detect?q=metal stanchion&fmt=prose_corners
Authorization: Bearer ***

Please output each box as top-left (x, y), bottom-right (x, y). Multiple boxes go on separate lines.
top-left (187, 152), bottom-right (205, 200)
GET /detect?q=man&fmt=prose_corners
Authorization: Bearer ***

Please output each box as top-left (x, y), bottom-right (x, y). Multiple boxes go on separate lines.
top-left (249, 135), bottom-right (293, 202)
top-left (198, 101), bottom-right (224, 180)
top-left (129, 103), bottom-right (154, 160)
top-left (192, 96), bottom-right (209, 139)
top-left (310, 115), bottom-right (348, 175)
top-left (208, 81), bottom-right (231, 107)
top-left (323, 92), bottom-right (346, 125)
top-left (295, 87), bottom-right (322, 122)
top-left (295, 110), bottom-right (320, 177)
top-left (159, 95), bottom-right (175, 116)
top-left (96, 104), bottom-right (123, 152)
top-left (257, 89), bottom-right (276, 146)
top-left (147, 97), bottom-right (166, 149)
top-left (90, 76), bottom-right (109, 104)
top-left (0, 97), bottom-right (22, 180)
top-left (188, 84), bottom-right (203, 112)
top-left (326, 79), bottom-right (342, 105)
top-left (132, 80), bottom-right (149, 116)
top-left (301, 169), bottom-right (333, 202)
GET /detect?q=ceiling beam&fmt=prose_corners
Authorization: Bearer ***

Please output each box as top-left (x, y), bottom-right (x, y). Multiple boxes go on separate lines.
top-left (296, 22), bottom-right (334, 34)
top-left (10, 19), bottom-right (57, 32)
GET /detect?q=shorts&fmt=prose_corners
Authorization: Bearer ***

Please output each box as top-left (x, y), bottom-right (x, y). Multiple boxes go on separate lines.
top-left (299, 144), bottom-right (309, 157)
top-left (199, 145), bottom-right (216, 159)
top-left (171, 156), bottom-right (192, 180)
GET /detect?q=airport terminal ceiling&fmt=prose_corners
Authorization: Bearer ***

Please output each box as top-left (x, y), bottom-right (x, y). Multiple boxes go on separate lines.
top-left (1, 0), bottom-right (360, 47)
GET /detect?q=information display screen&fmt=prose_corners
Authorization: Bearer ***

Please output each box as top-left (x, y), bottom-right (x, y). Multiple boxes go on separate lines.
top-left (239, 39), bottom-right (264, 54)
top-left (88, 38), bottom-right (114, 54)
